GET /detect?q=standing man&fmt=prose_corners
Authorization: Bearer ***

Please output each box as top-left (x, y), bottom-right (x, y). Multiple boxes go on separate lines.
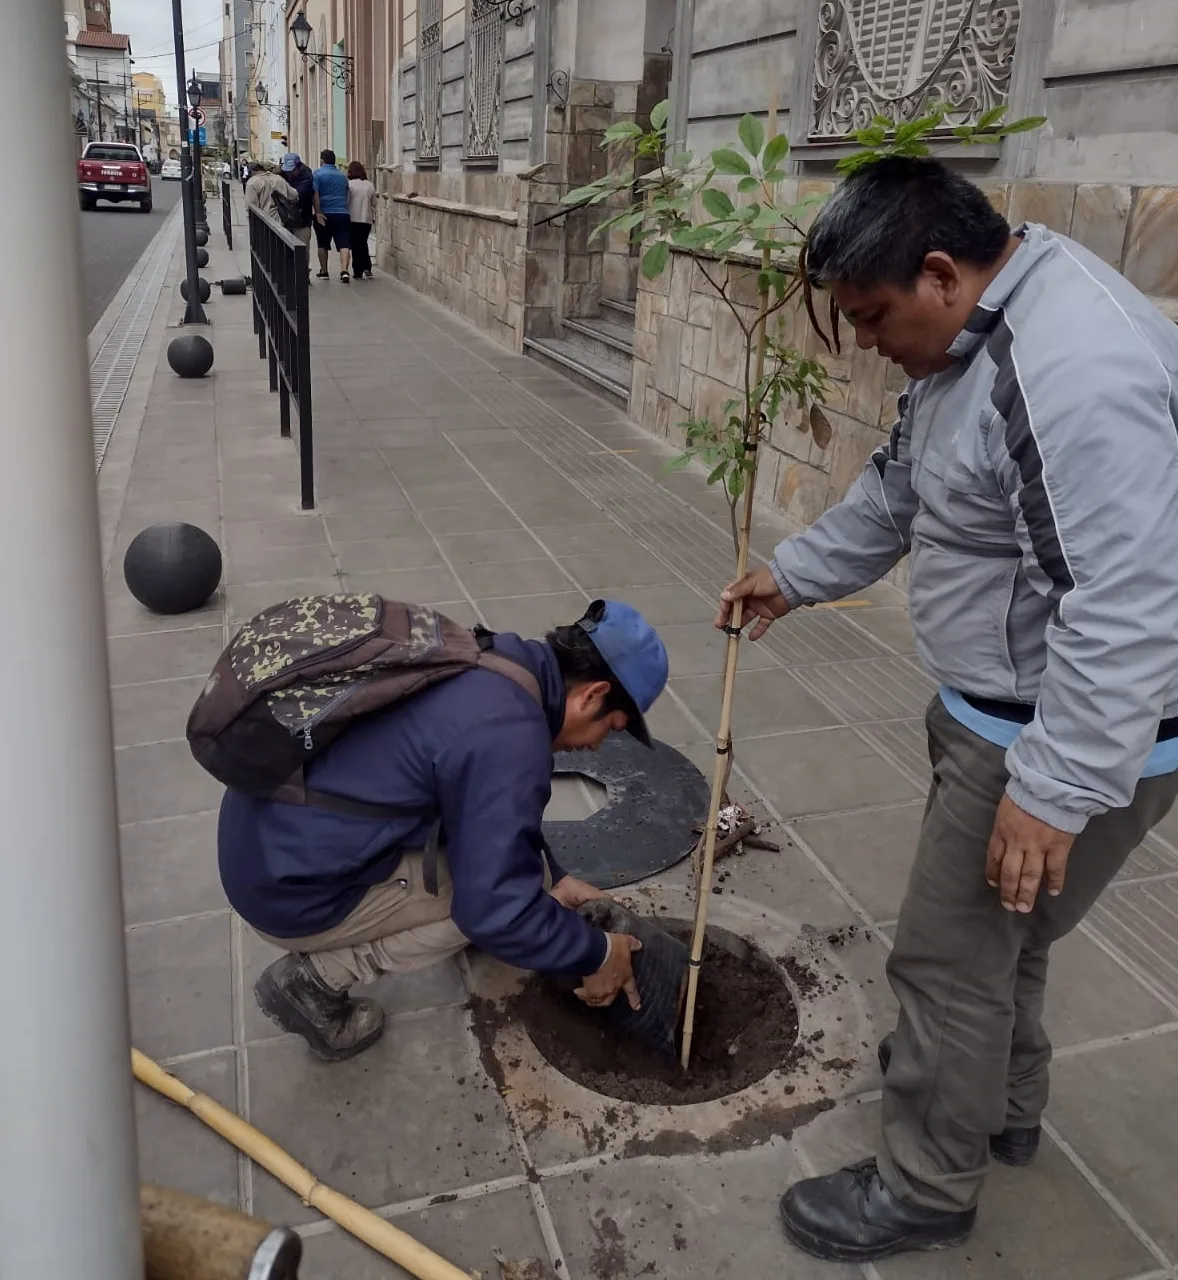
top-left (718, 157), bottom-right (1178, 1264)
top-left (279, 152), bottom-right (316, 266)
top-left (311, 148), bottom-right (352, 283)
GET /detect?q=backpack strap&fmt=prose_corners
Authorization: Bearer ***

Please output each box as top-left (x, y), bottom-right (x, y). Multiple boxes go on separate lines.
top-left (472, 626), bottom-right (543, 706)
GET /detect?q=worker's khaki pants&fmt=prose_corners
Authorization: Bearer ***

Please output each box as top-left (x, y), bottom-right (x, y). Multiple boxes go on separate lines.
top-left (880, 697), bottom-right (1178, 1212)
top-left (257, 851), bottom-right (467, 990)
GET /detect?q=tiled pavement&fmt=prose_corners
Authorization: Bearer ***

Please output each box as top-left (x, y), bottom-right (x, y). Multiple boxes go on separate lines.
top-left (94, 202), bottom-right (1178, 1280)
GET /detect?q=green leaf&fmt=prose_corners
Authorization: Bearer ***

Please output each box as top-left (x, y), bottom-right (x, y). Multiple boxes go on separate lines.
top-left (603, 120), bottom-right (644, 144)
top-left (976, 104), bottom-right (1008, 130)
top-left (706, 462), bottom-right (729, 486)
top-left (762, 133), bottom-right (790, 171)
top-left (649, 100), bottom-right (671, 131)
top-left (711, 147), bottom-right (751, 176)
top-left (739, 114), bottom-right (765, 159)
top-left (641, 240), bottom-right (671, 280)
top-left (701, 188), bottom-right (736, 218)
top-left (664, 453), bottom-right (694, 472)
top-left (728, 469), bottom-right (746, 499)
top-left (562, 182), bottom-right (607, 205)
top-left (1002, 115), bottom-right (1048, 134)
top-left (762, 168), bottom-right (789, 185)
top-left (737, 176), bottom-right (761, 194)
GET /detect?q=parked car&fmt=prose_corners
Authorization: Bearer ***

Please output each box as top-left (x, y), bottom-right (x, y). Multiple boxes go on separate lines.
top-left (161, 158), bottom-right (182, 181)
top-left (77, 142), bottom-right (152, 212)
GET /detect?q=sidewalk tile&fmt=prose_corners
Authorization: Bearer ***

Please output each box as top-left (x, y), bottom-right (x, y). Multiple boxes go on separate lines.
top-left (458, 560), bottom-right (574, 600)
top-left (653, 623), bottom-right (779, 677)
top-left (1049, 1032), bottom-right (1178, 1255)
top-left (126, 913), bottom-right (233, 1060)
top-left (608, 583), bottom-right (712, 626)
top-left (544, 1145), bottom-right (836, 1280)
top-left (323, 511), bottom-right (425, 542)
top-left (135, 1049), bottom-right (240, 1207)
top-left (739, 726), bottom-right (925, 818)
top-left (438, 529), bottom-right (549, 565)
top-left (248, 1007), bottom-right (521, 1224)
top-left (793, 804), bottom-right (924, 920)
top-left (226, 577), bottom-right (343, 622)
top-left (222, 516), bottom-right (329, 553)
top-left (105, 587), bottom-right (224, 637)
top-left (671, 669), bottom-right (845, 738)
top-left (111, 676), bottom-right (206, 748)
top-left (297, 1188), bottom-right (550, 1280)
top-left (477, 592), bottom-right (590, 637)
top-left (117, 739), bottom-right (226, 823)
top-left (119, 811), bottom-right (223, 926)
top-left (332, 535), bottom-right (444, 574)
top-left (532, 522), bottom-right (644, 558)
top-left (108, 626), bottom-right (225, 686)
top-left (846, 606), bottom-right (919, 655)
top-left (345, 566), bottom-right (463, 602)
top-left (420, 503), bottom-right (521, 536)
top-left (556, 549), bottom-right (681, 591)
top-left (793, 1101), bottom-right (1157, 1280)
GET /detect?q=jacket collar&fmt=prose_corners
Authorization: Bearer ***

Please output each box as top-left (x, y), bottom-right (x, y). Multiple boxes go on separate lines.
top-left (944, 223), bottom-right (1055, 361)
top-left (487, 633), bottom-right (566, 741)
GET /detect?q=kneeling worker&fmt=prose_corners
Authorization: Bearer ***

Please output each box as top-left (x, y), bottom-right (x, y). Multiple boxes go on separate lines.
top-left (216, 600), bottom-right (669, 1062)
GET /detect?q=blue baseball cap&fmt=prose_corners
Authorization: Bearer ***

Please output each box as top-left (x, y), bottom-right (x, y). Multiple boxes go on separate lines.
top-left (578, 600), bottom-right (669, 748)
top-left (280, 153), bottom-right (301, 172)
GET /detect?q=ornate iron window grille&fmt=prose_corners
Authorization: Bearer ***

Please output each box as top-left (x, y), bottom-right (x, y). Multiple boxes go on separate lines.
top-left (466, 0), bottom-right (505, 161)
top-left (810, 0), bottom-right (1020, 140)
top-left (417, 0), bottom-right (443, 163)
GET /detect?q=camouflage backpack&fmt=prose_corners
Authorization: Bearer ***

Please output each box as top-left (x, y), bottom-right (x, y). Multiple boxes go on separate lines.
top-left (187, 594), bottom-right (541, 819)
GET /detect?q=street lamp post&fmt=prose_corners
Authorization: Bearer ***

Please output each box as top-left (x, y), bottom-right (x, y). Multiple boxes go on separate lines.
top-left (187, 74), bottom-right (209, 234)
top-left (172, 0), bottom-right (207, 323)
top-left (291, 9), bottom-right (355, 92)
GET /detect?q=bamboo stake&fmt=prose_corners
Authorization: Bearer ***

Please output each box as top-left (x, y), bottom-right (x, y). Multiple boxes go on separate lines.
top-left (132, 1049), bottom-right (475, 1280)
top-left (680, 98), bottom-right (779, 1072)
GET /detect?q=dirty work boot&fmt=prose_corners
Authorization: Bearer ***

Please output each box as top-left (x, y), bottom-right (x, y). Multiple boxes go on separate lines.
top-left (255, 954), bottom-right (385, 1063)
top-left (878, 1034), bottom-right (1041, 1167)
top-left (780, 1159), bottom-right (975, 1262)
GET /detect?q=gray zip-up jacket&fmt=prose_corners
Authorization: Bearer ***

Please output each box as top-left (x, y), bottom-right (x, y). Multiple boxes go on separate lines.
top-left (772, 223), bottom-right (1178, 833)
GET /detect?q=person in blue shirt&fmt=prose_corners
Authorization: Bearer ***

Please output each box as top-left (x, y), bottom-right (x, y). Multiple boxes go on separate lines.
top-left (312, 149), bottom-right (353, 281)
top-left (219, 599), bottom-right (669, 1063)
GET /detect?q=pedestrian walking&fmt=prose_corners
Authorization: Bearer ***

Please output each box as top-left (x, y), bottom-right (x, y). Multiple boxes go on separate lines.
top-left (278, 153), bottom-right (316, 267)
top-left (719, 156), bottom-right (1178, 1264)
top-left (312, 149), bottom-right (352, 282)
top-left (244, 161), bottom-right (297, 220)
top-left (239, 157), bottom-right (250, 193)
top-left (346, 161), bottom-right (376, 280)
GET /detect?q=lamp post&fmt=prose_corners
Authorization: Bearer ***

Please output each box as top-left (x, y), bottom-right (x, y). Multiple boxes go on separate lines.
top-left (291, 9), bottom-right (355, 92)
top-left (187, 73), bottom-right (209, 234)
top-left (172, 0), bottom-right (207, 322)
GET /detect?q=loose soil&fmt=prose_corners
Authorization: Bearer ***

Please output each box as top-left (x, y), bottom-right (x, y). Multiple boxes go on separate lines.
top-left (516, 921), bottom-right (800, 1106)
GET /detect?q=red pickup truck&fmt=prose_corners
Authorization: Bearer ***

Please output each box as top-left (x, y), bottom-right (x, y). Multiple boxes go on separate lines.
top-left (78, 142), bottom-right (153, 213)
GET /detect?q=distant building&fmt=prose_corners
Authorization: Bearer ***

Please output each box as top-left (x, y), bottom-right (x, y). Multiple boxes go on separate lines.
top-left (83, 0), bottom-right (111, 33)
top-left (74, 29), bottom-right (133, 144)
top-left (132, 72), bottom-right (167, 163)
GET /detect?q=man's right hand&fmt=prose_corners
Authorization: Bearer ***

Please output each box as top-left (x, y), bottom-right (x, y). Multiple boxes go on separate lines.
top-left (575, 933), bottom-right (643, 1011)
top-left (716, 565), bottom-right (790, 640)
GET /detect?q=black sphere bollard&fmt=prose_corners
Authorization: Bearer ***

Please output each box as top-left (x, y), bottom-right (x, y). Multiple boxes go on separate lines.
top-left (180, 277), bottom-right (212, 303)
top-left (196, 247), bottom-right (210, 268)
top-left (167, 333), bottom-right (214, 379)
top-left (195, 227), bottom-right (209, 247)
top-left (123, 523), bottom-right (223, 615)
top-left (218, 277), bottom-right (249, 296)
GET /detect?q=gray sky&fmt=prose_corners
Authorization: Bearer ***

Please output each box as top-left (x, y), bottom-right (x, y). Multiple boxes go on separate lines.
top-left (112, 0), bottom-right (227, 109)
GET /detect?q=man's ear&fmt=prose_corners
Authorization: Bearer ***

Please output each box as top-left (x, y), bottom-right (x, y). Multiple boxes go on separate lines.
top-left (921, 250), bottom-right (963, 304)
top-left (569, 680), bottom-right (612, 718)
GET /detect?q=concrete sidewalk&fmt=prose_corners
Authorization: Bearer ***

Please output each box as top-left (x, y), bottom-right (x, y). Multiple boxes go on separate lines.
top-left (95, 195), bottom-right (1178, 1280)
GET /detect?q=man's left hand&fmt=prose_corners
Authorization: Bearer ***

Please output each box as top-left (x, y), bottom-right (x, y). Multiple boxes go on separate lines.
top-left (985, 795), bottom-right (1077, 913)
top-left (550, 875), bottom-right (607, 911)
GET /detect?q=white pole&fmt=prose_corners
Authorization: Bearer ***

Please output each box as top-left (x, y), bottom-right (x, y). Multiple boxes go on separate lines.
top-left (0, 3), bottom-right (142, 1278)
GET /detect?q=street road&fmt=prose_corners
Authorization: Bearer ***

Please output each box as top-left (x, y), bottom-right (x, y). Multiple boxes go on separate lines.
top-left (80, 178), bottom-right (183, 334)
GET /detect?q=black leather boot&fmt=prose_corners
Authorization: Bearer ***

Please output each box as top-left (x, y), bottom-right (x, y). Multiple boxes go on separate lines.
top-left (255, 954), bottom-right (385, 1062)
top-left (878, 1033), bottom-right (1041, 1166)
top-left (780, 1159), bottom-right (976, 1262)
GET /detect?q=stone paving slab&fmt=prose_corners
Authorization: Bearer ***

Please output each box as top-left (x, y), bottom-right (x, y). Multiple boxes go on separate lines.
top-left (91, 200), bottom-right (1178, 1279)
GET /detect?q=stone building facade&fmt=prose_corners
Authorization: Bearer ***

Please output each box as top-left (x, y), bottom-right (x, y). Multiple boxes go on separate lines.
top-left (289, 0), bottom-right (1178, 536)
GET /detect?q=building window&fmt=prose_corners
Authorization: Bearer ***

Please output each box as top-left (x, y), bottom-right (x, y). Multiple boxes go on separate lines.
top-left (417, 0), bottom-right (443, 164)
top-left (810, 0), bottom-right (1020, 140)
top-left (465, 0), bottom-right (503, 163)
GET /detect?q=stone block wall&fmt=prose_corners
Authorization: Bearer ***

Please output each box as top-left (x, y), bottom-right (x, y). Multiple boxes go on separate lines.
top-left (374, 169), bottom-right (531, 351)
top-left (631, 179), bottom-right (1178, 580)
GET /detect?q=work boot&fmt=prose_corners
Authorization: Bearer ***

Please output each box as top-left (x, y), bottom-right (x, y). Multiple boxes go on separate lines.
top-left (254, 954), bottom-right (385, 1063)
top-left (878, 1033), bottom-right (1041, 1167)
top-left (780, 1159), bottom-right (976, 1262)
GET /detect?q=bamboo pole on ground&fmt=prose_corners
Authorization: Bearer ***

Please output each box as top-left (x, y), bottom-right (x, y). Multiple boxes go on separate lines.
top-left (132, 1049), bottom-right (475, 1280)
top-left (680, 99), bottom-right (779, 1072)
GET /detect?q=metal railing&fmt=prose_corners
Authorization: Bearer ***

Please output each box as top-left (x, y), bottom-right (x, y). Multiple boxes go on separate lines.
top-left (249, 206), bottom-right (314, 509)
top-left (220, 175), bottom-right (233, 250)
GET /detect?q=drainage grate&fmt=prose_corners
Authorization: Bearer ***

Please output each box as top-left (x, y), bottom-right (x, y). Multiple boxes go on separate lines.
top-left (90, 211), bottom-right (182, 470)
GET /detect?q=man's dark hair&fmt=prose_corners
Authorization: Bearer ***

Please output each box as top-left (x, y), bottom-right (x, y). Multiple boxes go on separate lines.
top-left (805, 156), bottom-right (1011, 290)
top-left (546, 601), bottom-right (633, 720)
top-left (321, 149), bottom-right (336, 166)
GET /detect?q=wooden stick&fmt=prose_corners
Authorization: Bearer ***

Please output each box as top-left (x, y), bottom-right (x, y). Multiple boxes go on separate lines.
top-left (132, 1049), bottom-right (475, 1280)
top-left (680, 97), bottom-right (779, 1071)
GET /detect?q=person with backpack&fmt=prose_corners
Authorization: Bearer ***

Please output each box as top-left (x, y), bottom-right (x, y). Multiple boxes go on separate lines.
top-left (199, 596), bottom-right (669, 1063)
top-left (278, 152), bottom-right (315, 254)
top-left (244, 161), bottom-right (297, 221)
